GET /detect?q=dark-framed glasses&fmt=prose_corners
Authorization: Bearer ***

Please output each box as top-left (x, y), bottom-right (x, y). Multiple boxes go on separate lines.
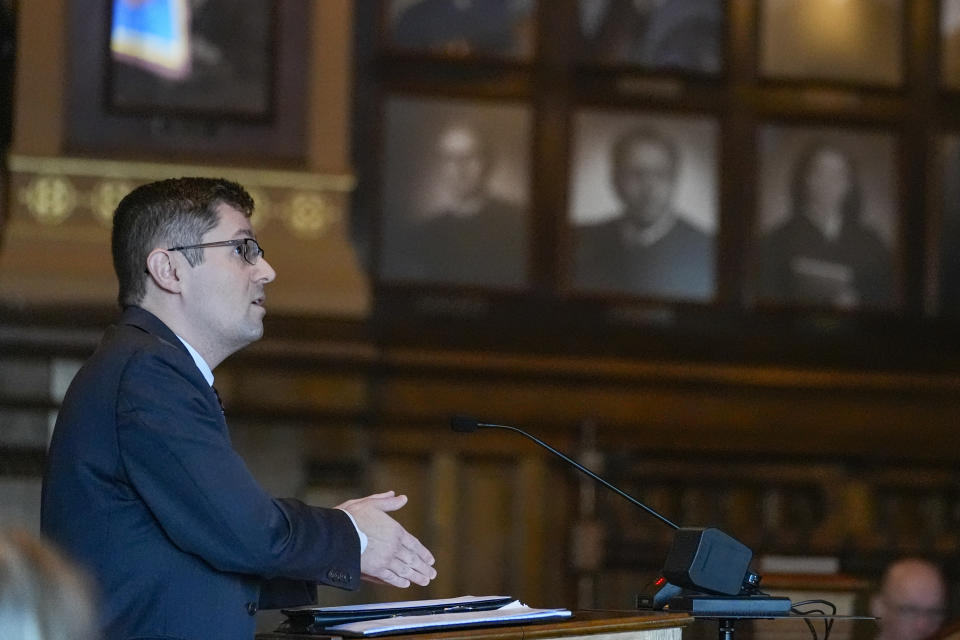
top-left (167, 238), bottom-right (264, 266)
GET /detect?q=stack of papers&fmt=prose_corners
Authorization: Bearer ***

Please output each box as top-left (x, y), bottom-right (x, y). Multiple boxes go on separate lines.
top-left (280, 595), bottom-right (573, 637)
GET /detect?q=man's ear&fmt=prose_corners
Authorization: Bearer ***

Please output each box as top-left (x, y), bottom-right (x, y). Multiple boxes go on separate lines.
top-left (145, 249), bottom-right (183, 294)
top-left (870, 593), bottom-right (885, 618)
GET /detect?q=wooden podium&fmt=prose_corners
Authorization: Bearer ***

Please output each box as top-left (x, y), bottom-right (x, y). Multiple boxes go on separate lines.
top-left (256, 611), bottom-right (693, 640)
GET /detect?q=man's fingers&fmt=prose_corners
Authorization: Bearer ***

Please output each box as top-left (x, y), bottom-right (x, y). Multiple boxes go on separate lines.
top-left (364, 490), bottom-right (397, 500)
top-left (336, 490), bottom-right (396, 510)
top-left (415, 563), bottom-right (437, 582)
top-left (401, 531), bottom-right (435, 565)
top-left (394, 547), bottom-right (437, 581)
top-left (368, 493), bottom-right (408, 512)
top-left (375, 567), bottom-right (411, 588)
top-left (352, 494), bottom-right (438, 588)
top-left (389, 558), bottom-right (432, 587)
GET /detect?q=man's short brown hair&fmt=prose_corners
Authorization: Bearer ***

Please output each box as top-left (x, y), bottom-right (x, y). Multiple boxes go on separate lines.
top-left (111, 177), bottom-right (254, 307)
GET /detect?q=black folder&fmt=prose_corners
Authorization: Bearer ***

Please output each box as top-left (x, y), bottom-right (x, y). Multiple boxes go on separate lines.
top-left (279, 596), bottom-right (516, 634)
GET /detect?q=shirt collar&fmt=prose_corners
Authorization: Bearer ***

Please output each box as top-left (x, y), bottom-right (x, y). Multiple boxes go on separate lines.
top-left (176, 335), bottom-right (214, 386)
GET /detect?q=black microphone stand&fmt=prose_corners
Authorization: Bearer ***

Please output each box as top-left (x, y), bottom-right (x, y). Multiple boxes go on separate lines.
top-left (451, 416), bottom-right (794, 640)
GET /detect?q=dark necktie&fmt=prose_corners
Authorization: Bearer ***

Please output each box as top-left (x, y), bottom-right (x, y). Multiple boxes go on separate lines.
top-left (212, 386), bottom-right (225, 416)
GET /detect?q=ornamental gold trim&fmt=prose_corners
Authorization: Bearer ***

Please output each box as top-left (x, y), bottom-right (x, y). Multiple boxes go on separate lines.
top-left (6, 154), bottom-right (355, 239)
top-left (287, 193), bottom-right (335, 237)
top-left (19, 176), bottom-right (78, 226)
top-left (7, 154), bottom-right (356, 192)
top-left (88, 180), bottom-right (136, 227)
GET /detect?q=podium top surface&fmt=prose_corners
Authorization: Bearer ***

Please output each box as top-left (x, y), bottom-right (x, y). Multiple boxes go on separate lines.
top-left (256, 610), bottom-right (694, 640)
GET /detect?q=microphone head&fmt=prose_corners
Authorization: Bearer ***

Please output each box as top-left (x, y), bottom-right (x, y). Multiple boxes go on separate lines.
top-left (450, 415), bottom-right (481, 433)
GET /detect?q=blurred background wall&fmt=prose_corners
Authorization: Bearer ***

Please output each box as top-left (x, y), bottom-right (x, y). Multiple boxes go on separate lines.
top-left (3, 2), bottom-right (960, 638)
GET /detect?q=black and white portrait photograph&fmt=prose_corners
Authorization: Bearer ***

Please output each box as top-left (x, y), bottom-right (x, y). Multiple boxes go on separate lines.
top-left (753, 126), bottom-right (899, 310)
top-left (759, 0), bottom-right (903, 86)
top-left (941, 0), bottom-right (960, 88)
top-left (109, 0), bottom-right (274, 118)
top-left (0, 0), bottom-right (13, 151)
top-left (386, 0), bottom-right (535, 59)
top-left (578, 0), bottom-right (723, 74)
top-left (937, 135), bottom-right (960, 315)
top-left (379, 96), bottom-right (531, 288)
top-left (567, 110), bottom-right (718, 301)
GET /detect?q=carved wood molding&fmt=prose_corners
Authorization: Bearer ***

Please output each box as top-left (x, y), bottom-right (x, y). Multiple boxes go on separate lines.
top-left (0, 154), bottom-right (370, 316)
top-left (6, 154), bottom-right (355, 240)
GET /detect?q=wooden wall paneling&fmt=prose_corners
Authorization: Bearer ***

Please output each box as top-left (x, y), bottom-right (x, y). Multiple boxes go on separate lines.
top-left (11, 0), bottom-right (63, 156)
top-left (374, 368), bottom-right (960, 460)
top-left (428, 450), bottom-right (459, 597)
top-left (458, 454), bottom-right (515, 595)
top-left (513, 455), bottom-right (547, 603)
top-left (901, 0), bottom-right (939, 315)
top-left (368, 426), bottom-right (572, 604)
top-left (216, 367), bottom-right (369, 417)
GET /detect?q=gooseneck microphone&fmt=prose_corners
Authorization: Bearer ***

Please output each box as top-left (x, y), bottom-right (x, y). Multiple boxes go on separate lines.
top-left (451, 415), bottom-right (679, 530)
top-left (451, 415), bottom-right (782, 613)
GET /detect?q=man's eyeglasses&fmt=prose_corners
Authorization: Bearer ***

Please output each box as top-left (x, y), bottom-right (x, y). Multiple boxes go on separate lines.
top-left (167, 238), bottom-right (265, 266)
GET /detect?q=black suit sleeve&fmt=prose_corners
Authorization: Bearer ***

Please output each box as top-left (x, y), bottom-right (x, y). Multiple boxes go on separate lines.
top-left (116, 346), bottom-right (360, 591)
top-left (259, 577), bottom-right (317, 609)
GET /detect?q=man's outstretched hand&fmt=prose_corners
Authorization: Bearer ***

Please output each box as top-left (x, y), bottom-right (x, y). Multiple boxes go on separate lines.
top-left (337, 491), bottom-right (437, 588)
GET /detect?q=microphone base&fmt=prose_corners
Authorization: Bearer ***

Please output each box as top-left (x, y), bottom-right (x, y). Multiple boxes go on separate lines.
top-left (662, 595), bottom-right (792, 617)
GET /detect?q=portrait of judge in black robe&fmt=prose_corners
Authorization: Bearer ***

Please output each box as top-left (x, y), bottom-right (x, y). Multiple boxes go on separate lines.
top-left (570, 122), bottom-right (717, 300)
top-left (755, 141), bottom-right (896, 310)
top-left (942, 0), bottom-right (960, 88)
top-left (379, 98), bottom-right (530, 288)
top-left (936, 135), bottom-right (960, 316)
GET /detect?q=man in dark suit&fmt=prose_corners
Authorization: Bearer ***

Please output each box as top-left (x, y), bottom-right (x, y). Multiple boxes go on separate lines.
top-left (41, 178), bottom-right (436, 640)
top-left (572, 127), bottom-right (714, 300)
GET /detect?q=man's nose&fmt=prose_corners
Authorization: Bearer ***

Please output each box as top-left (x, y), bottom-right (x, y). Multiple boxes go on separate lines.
top-left (257, 257), bottom-right (277, 283)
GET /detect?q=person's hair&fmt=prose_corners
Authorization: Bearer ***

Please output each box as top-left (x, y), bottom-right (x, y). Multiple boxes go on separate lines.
top-left (877, 556), bottom-right (945, 593)
top-left (112, 177), bottom-right (255, 307)
top-left (610, 127), bottom-right (680, 178)
top-left (789, 142), bottom-right (862, 224)
top-left (0, 530), bottom-right (97, 640)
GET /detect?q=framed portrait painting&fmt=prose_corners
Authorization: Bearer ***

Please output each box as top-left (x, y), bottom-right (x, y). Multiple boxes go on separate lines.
top-left (378, 95), bottom-right (532, 289)
top-left (758, 0), bottom-right (904, 87)
top-left (935, 135), bottom-right (960, 316)
top-left (384, 0), bottom-right (536, 60)
top-left (577, 0), bottom-right (724, 75)
top-left (942, 0), bottom-right (960, 88)
top-left (64, 0), bottom-right (309, 161)
top-left (107, 0), bottom-right (275, 120)
top-left (566, 109), bottom-right (719, 302)
top-left (752, 125), bottom-right (900, 311)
